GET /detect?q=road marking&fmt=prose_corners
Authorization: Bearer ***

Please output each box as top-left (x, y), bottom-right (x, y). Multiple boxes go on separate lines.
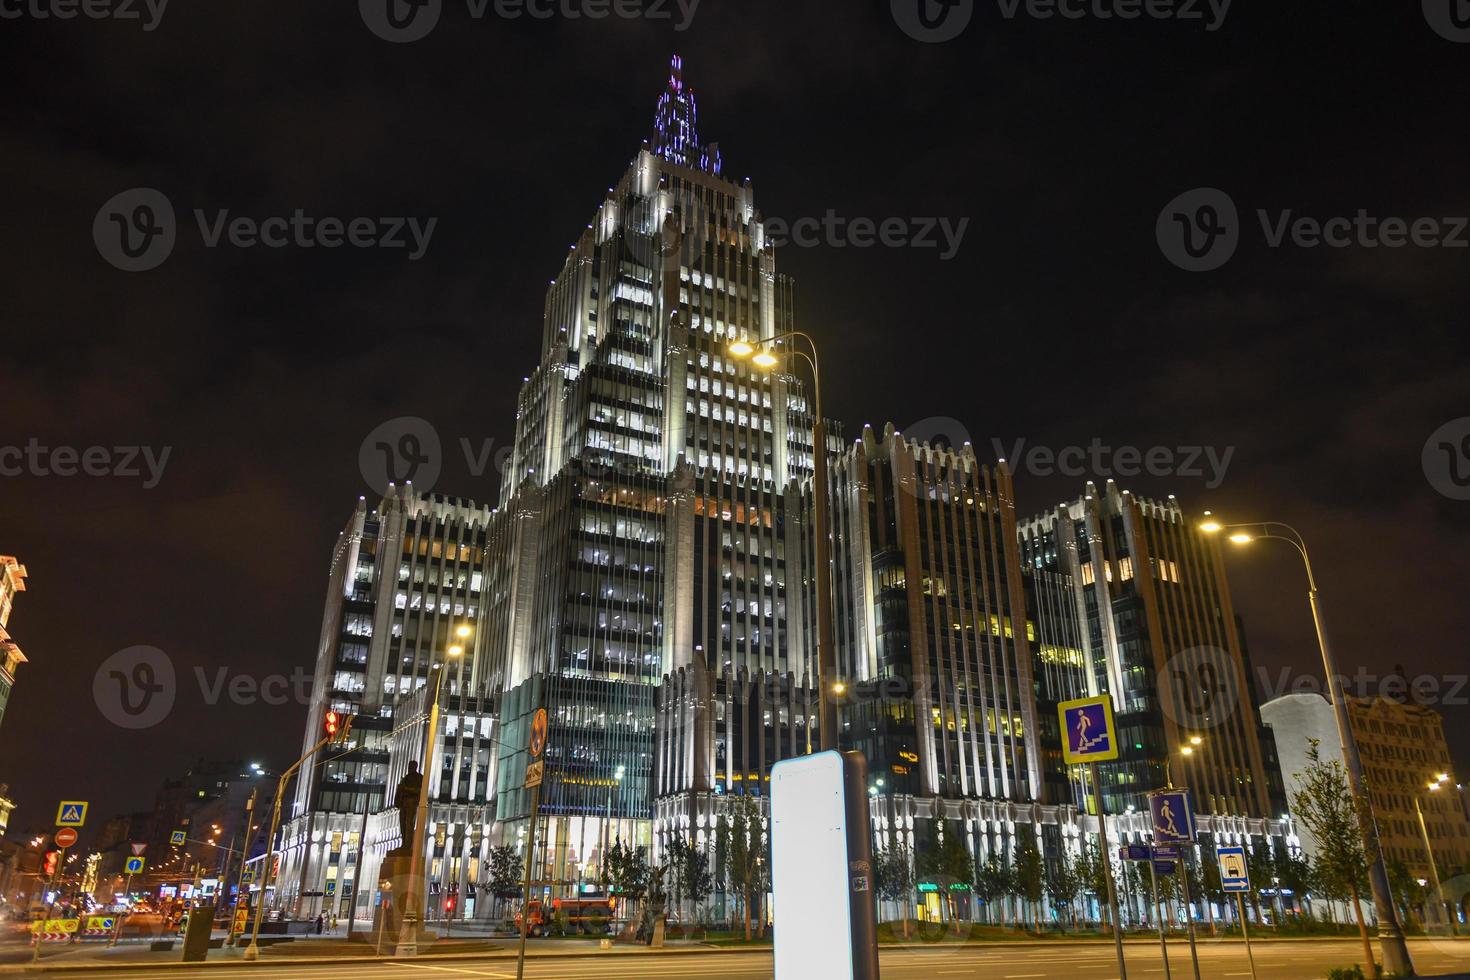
top-left (397, 964), bottom-right (515, 979)
top-left (1004, 974), bottom-right (1048, 977)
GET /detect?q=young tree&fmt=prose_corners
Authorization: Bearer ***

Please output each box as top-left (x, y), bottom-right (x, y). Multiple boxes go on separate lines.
top-left (1291, 739), bottom-right (1377, 971)
top-left (975, 851), bottom-right (1014, 926)
top-left (716, 795), bottom-right (767, 940)
top-left (1013, 830), bottom-right (1046, 931)
top-left (1045, 850), bottom-right (1082, 931)
top-left (874, 840), bottom-right (916, 936)
top-left (664, 833), bottom-right (714, 924)
top-left (916, 821), bottom-right (975, 925)
top-left (484, 844), bottom-right (522, 918)
top-left (606, 841), bottom-right (652, 907)
top-left (1387, 857), bottom-right (1425, 931)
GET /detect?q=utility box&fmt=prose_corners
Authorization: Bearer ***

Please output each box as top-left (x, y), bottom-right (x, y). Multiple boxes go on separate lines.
top-left (771, 751), bottom-right (880, 980)
top-left (181, 903), bottom-right (214, 962)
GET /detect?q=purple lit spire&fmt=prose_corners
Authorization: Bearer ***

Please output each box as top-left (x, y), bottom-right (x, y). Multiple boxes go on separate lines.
top-left (650, 55), bottom-right (722, 175)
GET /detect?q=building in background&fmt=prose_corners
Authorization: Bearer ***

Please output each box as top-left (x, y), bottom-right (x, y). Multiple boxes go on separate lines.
top-left (1263, 689), bottom-right (1470, 902)
top-left (281, 60), bottom-right (1300, 929)
top-left (0, 556), bottom-right (29, 735)
top-left (1017, 481), bottom-right (1281, 820)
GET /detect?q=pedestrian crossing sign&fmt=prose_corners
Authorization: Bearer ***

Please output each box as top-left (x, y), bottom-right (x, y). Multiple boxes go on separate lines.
top-left (125, 856), bottom-right (146, 875)
top-left (242, 867), bottom-right (256, 884)
top-left (1058, 695), bottom-right (1120, 765)
top-left (170, 831), bottom-right (187, 846)
top-left (55, 801), bottom-right (89, 827)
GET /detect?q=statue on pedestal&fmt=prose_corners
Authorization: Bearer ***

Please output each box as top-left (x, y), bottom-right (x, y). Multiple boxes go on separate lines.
top-left (393, 762), bottom-right (423, 854)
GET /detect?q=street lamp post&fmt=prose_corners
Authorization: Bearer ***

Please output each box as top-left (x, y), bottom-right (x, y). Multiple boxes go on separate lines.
top-left (1416, 776), bottom-right (1457, 935)
top-left (395, 625), bottom-right (469, 957)
top-left (1200, 518), bottom-right (1414, 977)
top-left (729, 331), bottom-right (838, 750)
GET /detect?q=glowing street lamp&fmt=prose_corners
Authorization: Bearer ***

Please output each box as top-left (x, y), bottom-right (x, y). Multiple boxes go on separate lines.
top-left (729, 332), bottom-right (837, 751)
top-left (1199, 514), bottom-right (1414, 974)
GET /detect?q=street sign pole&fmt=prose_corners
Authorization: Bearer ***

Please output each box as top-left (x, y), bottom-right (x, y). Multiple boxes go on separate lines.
top-left (1149, 858), bottom-right (1171, 980)
top-left (1090, 762), bottom-right (1128, 980)
top-left (1237, 894), bottom-right (1259, 980)
top-left (516, 706), bottom-right (549, 980)
top-left (1179, 855), bottom-right (1201, 980)
top-left (110, 874), bottom-right (135, 947)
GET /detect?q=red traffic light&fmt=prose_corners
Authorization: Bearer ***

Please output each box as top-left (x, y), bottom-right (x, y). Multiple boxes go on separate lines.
top-left (42, 851), bottom-right (59, 876)
top-left (325, 710), bottom-right (340, 738)
top-left (445, 897), bottom-right (456, 912)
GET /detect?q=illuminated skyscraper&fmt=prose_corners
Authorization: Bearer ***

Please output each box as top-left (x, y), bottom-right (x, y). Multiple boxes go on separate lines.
top-left (0, 556), bottom-right (28, 736)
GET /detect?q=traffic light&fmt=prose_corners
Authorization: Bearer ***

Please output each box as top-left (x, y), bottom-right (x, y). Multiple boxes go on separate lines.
top-left (325, 710), bottom-right (354, 745)
top-left (445, 896), bottom-right (456, 913)
top-left (42, 850), bottom-right (59, 876)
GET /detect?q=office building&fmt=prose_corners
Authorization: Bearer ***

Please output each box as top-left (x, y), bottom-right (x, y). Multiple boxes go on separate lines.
top-left (0, 556), bottom-right (29, 735)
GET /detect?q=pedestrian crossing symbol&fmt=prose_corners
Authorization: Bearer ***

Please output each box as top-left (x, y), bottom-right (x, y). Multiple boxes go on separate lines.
top-left (170, 831), bottom-right (187, 846)
top-left (125, 856), bottom-right (146, 875)
top-left (55, 802), bottom-right (89, 827)
top-left (1058, 695), bottom-right (1120, 765)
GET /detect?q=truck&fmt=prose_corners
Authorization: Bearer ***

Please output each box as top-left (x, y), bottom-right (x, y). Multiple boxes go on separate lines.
top-left (514, 897), bottom-right (616, 937)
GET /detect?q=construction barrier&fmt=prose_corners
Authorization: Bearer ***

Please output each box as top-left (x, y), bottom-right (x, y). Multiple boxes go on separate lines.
top-left (30, 918), bottom-right (79, 943)
top-left (81, 915), bottom-right (118, 941)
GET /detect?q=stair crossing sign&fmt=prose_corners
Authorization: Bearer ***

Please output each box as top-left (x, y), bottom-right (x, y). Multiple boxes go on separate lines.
top-left (55, 801), bottom-right (88, 827)
top-left (1058, 695), bottom-right (1120, 765)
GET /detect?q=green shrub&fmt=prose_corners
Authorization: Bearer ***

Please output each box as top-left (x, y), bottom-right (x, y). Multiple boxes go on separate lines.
top-left (1326, 965), bottom-right (1366, 980)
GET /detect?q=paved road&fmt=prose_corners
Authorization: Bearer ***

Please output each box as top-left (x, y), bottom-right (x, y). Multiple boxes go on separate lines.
top-left (25, 937), bottom-right (1466, 979)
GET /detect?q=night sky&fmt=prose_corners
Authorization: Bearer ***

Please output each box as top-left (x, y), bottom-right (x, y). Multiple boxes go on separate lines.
top-left (3, 0), bottom-right (1468, 833)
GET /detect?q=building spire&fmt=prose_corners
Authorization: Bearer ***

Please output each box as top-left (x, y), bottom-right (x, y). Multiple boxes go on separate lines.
top-left (650, 55), bottom-right (722, 175)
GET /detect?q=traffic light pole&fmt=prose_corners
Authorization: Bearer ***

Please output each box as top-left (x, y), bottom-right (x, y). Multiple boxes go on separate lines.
top-left (244, 735), bottom-right (332, 962)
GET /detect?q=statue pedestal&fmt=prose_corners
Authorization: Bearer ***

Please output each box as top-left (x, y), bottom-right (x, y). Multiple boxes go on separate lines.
top-left (373, 852), bottom-right (414, 945)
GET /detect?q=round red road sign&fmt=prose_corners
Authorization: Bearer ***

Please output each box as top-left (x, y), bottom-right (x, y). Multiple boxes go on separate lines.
top-left (54, 828), bottom-right (78, 849)
top-left (529, 708), bottom-right (548, 759)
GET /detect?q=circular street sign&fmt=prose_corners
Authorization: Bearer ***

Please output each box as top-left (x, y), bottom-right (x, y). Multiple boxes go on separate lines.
top-left (54, 828), bottom-right (78, 849)
top-left (528, 708), bottom-right (549, 759)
